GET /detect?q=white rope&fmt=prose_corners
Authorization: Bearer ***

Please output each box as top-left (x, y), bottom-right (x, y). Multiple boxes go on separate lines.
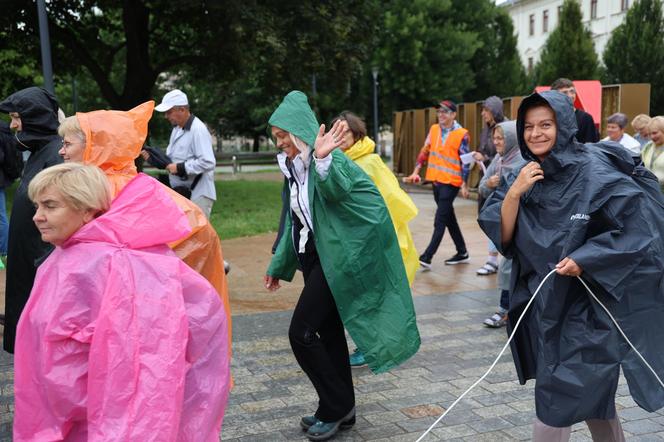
top-left (416, 269), bottom-right (664, 441)
top-left (576, 276), bottom-right (664, 390)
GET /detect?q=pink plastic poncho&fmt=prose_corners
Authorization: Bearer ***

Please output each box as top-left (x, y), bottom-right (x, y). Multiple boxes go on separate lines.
top-left (14, 173), bottom-right (230, 442)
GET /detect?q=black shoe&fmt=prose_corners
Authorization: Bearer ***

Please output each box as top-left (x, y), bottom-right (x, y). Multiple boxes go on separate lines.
top-left (300, 412), bottom-right (356, 431)
top-left (419, 254), bottom-right (432, 271)
top-left (305, 408), bottom-right (356, 440)
top-left (444, 252), bottom-right (469, 265)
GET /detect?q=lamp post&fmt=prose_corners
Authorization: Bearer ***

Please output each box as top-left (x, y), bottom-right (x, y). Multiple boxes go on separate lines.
top-left (37, 0), bottom-right (55, 94)
top-left (371, 67), bottom-right (379, 152)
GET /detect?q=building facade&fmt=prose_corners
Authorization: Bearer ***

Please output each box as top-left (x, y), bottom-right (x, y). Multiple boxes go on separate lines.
top-left (504, 0), bottom-right (633, 72)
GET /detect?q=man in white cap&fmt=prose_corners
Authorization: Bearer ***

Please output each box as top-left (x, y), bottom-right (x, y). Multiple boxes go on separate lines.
top-left (152, 89), bottom-right (216, 217)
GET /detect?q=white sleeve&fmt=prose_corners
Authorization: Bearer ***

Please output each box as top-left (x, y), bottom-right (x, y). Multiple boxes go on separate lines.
top-left (183, 125), bottom-right (216, 175)
top-left (314, 154), bottom-right (333, 179)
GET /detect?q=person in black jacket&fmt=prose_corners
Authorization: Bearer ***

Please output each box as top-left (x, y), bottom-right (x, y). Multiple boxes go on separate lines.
top-left (0, 122), bottom-right (14, 259)
top-left (550, 78), bottom-right (599, 143)
top-left (0, 87), bottom-right (63, 353)
top-left (479, 90), bottom-right (664, 441)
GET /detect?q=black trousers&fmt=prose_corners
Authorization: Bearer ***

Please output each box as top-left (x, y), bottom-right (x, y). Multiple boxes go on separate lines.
top-left (289, 248), bottom-right (355, 422)
top-left (422, 182), bottom-right (467, 259)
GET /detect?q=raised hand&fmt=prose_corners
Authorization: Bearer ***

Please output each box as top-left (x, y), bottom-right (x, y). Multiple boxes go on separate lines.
top-left (314, 120), bottom-right (348, 159)
top-left (507, 162), bottom-right (543, 199)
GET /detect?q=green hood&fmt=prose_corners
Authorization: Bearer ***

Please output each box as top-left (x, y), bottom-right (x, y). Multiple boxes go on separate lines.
top-left (268, 91), bottom-right (319, 147)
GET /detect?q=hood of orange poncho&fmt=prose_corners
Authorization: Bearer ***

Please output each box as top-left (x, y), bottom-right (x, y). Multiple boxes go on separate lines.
top-left (77, 101), bottom-right (154, 196)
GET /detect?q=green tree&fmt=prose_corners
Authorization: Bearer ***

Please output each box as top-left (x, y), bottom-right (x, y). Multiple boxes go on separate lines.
top-left (462, 2), bottom-right (528, 100)
top-left (603, 0), bottom-right (664, 114)
top-left (1, 1), bottom-right (377, 145)
top-left (179, 0), bottom-right (379, 150)
top-left (375, 0), bottom-right (482, 112)
top-left (534, 0), bottom-right (599, 85)
top-left (3, 1), bottom-right (244, 110)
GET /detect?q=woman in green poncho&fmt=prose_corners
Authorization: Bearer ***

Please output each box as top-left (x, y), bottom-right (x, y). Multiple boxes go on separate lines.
top-left (332, 111), bottom-right (419, 368)
top-left (265, 91), bottom-right (420, 441)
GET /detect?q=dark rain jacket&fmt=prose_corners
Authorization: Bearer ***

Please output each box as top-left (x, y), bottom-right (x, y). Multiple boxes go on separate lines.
top-left (0, 87), bottom-right (63, 353)
top-left (0, 122), bottom-right (13, 188)
top-left (477, 96), bottom-right (506, 167)
top-left (575, 108), bottom-right (599, 143)
top-left (477, 96), bottom-right (506, 210)
top-left (478, 91), bottom-right (664, 427)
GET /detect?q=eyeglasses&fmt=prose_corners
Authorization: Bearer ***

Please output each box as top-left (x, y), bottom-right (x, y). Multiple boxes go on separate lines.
top-left (61, 140), bottom-right (83, 150)
top-left (436, 109), bottom-right (452, 115)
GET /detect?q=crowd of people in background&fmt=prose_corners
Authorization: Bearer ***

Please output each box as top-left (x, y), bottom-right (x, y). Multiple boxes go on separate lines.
top-left (1, 77), bottom-right (663, 442)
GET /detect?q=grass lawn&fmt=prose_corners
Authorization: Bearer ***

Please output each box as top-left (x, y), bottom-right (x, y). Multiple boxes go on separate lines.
top-left (5, 179), bottom-right (284, 241)
top-left (210, 179), bottom-right (283, 240)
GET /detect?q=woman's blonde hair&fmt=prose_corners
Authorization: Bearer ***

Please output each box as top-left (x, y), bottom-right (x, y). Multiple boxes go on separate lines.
top-left (647, 116), bottom-right (664, 134)
top-left (632, 114), bottom-right (652, 131)
top-left (28, 163), bottom-right (111, 214)
top-left (58, 115), bottom-right (86, 143)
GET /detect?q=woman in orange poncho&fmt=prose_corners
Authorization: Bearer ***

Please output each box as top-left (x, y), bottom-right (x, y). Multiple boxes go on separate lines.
top-left (57, 101), bottom-right (232, 350)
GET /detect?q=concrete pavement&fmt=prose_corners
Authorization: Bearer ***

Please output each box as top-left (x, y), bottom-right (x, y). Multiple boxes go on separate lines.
top-left (1, 189), bottom-right (664, 440)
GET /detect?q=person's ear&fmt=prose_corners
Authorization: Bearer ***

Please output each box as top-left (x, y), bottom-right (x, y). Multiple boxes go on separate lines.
top-left (83, 209), bottom-right (97, 223)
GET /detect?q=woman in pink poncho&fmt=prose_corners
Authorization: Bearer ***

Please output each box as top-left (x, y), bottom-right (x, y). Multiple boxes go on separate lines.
top-left (13, 163), bottom-right (230, 441)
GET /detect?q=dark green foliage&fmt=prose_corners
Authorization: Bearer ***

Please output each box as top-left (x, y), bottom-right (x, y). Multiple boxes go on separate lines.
top-left (375, 0), bottom-right (481, 110)
top-left (603, 0), bottom-right (664, 114)
top-left (456, 0), bottom-right (528, 100)
top-left (534, 0), bottom-right (600, 85)
top-left (0, 0), bottom-right (525, 140)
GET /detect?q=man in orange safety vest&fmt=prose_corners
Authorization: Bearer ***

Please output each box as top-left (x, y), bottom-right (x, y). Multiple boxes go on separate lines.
top-left (405, 100), bottom-right (470, 269)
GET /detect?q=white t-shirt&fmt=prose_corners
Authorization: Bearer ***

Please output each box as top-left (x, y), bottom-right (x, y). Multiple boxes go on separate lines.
top-left (602, 133), bottom-right (642, 155)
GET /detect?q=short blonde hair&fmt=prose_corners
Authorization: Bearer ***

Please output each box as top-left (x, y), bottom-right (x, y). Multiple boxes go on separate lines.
top-left (632, 114), bottom-right (652, 131)
top-left (28, 163), bottom-right (111, 213)
top-left (58, 115), bottom-right (86, 143)
top-left (647, 116), bottom-right (664, 134)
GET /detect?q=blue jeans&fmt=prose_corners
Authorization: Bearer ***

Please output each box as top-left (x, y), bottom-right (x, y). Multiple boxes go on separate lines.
top-left (499, 289), bottom-right (509, 312)
top-left (0, 189), bottom-right (7, 255)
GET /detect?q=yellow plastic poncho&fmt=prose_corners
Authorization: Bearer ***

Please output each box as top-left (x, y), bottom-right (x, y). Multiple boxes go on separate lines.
top-left (75, 101), bottom-right (232, 354)
top-left (344, 137), bottom-right (419, 284)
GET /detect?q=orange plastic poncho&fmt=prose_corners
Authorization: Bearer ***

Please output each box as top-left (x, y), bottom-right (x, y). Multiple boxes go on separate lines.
top-left (75, 101), bottom-right (232, 352)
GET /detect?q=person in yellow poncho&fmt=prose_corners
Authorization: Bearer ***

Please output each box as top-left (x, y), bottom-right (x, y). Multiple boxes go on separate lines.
top-left (332, 111), bottom-right (419, 367)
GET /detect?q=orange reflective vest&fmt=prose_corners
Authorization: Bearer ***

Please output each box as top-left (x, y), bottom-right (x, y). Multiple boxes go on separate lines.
top-left (424, 124), bottom-right (467, 187)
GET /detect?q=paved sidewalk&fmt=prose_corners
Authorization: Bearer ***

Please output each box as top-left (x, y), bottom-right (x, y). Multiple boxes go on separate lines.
top-left (222, 289), bottom-right (664, 441)
top-left (1, 189), bottom-right (663, 440)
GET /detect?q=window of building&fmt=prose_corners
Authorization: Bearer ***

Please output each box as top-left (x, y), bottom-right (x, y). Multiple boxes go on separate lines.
top-left (528, 58), bottom-right (534, 74)
top-left (590, 0), bottom-right (598, 19)
top-left (543, 10), bottom-right (549, 33)
top-left (621, 0), bottom-right (629, 11)
top-left (529, 14), bottom-right (535, 36)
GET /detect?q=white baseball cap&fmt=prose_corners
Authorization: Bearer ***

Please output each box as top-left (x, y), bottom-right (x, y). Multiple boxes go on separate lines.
top-left (155, 89), bottom-right (189, 112)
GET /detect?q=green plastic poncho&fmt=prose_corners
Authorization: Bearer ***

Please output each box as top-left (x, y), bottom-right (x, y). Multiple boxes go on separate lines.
top-left (267, 91), bottom-right (420, 373)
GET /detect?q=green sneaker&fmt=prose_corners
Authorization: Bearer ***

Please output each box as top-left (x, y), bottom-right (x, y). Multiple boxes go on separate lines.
top-left (349, 348), bottom-right (367, 367)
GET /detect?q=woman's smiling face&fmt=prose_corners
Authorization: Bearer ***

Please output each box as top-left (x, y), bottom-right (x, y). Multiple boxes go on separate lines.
top-left (523, 105), bottom-right (557, 161)
top-left (271, 126), bottom-right (298, 160)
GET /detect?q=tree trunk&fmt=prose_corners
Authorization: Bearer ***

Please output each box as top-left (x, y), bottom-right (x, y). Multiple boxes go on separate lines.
top-left (252, 134), bottom-right (260, 152)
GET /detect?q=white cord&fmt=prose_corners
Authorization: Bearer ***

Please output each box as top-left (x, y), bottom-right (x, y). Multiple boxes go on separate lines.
top-left (416, 269), bottom-right (664, 441)
top-left (576, 276), bottom-right (664, 390)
